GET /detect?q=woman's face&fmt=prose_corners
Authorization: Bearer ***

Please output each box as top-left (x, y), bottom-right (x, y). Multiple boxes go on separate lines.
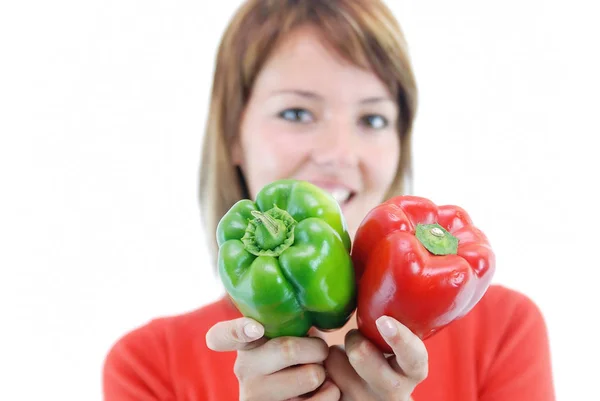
top-left (233, 26), bottom-right (400, 239)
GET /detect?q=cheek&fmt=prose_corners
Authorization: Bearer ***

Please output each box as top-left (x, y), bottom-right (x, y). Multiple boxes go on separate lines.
top-left (364, 138), bottom-right (400, 190)
top-left (240, 130), bottom-right (307, 197)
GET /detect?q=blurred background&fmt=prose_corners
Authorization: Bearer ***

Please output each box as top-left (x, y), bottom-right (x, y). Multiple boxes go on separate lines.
top-left (1, 0), bottom-right (598, 399)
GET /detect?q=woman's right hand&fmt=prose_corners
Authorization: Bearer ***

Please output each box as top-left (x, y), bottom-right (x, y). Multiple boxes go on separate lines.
top-left (206, 317), bottom-right (340, 401)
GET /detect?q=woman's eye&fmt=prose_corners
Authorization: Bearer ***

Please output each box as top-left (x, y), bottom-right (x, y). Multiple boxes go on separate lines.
top-left (361, 114), bottom-right (388, 129)
top-left (279, 108), bottom-right (313, 123)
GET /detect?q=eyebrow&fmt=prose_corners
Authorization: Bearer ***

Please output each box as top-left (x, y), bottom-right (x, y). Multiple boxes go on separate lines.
top-left (271, 90), bottom-right (394, 104)
top-left (271, 89), bottom-right (323, 100)
top-left (359, 96), bottom-right (394, 104)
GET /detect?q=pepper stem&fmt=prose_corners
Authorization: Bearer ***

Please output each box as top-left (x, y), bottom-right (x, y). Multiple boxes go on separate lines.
top-left (415, 223), bottom-right (459, 255)
top-left (251, 210), bottom-right (282, 239)
top-left (242, 206), bottom-right (297, 256)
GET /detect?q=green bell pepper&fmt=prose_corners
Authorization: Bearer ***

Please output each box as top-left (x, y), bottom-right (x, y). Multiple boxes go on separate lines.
top-left (216, 179), bottom-right (356, 338)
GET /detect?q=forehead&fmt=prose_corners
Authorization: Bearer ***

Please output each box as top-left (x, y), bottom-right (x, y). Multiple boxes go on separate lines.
top-left (252, 25), bottom-right (391, 98)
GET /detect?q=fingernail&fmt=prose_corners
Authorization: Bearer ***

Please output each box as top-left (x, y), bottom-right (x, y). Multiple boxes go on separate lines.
top-left (376, 316), bottom-right (397, 338)
top-left (243, 322), bottom-right (263, 339)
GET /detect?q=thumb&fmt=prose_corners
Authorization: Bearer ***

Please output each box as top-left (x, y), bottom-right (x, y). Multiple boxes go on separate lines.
top-left (205, 317), bottom-right (266, 352)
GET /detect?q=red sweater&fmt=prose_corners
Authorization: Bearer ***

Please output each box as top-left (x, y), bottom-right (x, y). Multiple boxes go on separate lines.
top-left (103, 285), bottom-right (555, 400)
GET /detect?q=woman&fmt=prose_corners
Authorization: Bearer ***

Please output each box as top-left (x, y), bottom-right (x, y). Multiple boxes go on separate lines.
top-left (103, 1), bottom-right (555, 400)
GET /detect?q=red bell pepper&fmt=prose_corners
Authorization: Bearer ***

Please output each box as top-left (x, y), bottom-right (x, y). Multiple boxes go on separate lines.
top-left (352, 195), bottom-right (495, 353)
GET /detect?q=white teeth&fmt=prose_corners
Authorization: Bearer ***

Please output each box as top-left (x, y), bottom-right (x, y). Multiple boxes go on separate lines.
top-left (329, 188), bottom-right (351, 204)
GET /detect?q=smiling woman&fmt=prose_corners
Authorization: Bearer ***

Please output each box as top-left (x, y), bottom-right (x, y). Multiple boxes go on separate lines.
top-left (199, 0), bottom-right (417, 261)
top-left (102, 1), bottom-right (555, 400)
top-left (231, 24), bottom-right (402, 241)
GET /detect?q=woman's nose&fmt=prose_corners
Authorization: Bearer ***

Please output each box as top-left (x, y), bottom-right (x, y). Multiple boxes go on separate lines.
top-left (310, 119), bottom-right (359, 168)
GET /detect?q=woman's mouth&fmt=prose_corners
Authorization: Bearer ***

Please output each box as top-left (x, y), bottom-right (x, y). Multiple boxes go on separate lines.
top-left (303, 180), bottom-right (357, 209)
top-left (329, 188), bottom-right (355, 206)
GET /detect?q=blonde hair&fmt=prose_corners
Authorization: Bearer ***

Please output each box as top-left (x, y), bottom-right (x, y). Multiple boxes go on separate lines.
top-left (199, 0), bottom-right (418, 263)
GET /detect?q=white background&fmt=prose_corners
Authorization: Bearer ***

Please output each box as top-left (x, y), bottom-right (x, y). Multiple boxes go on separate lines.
top-left (1, 0), bottom-right (598, 400)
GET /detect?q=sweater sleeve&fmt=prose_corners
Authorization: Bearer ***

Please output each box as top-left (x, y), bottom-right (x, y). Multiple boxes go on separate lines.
top-left (479, 293), bottom-right (556, 401)
top-left (102, 319), bottom-right (175, 401)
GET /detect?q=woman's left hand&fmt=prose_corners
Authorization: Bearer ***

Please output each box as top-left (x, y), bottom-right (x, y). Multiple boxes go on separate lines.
top-left (324, 316), bottom-right (428, 401)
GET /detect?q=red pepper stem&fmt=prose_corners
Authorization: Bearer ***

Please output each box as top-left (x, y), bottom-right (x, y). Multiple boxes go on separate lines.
top-left (415, 223), bottom-right (459, 255)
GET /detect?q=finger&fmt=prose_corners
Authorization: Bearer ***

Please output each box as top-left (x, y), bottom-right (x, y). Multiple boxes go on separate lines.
top-left (345, 329), bottom-right (410, 399)
top-left (242, 363), bottom-right (326, 401)
top-left (376, 316), bottom-right (429, 382)
top-left (324, 345), bottom-right (371, 399)
top-left (310, 380), bottom-right (341, 401)
top-left (238, 336), bottom-right (329, 376)
top-left (205, 317), bottom-right (266, 352)
top-left (288, 379), bottom-right (340, 401)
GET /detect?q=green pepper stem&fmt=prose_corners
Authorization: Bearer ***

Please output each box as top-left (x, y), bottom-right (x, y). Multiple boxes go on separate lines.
top-left (242, 206), bottom-right (296, 256)
top-left (251, 210), bottom-right (280, 238)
